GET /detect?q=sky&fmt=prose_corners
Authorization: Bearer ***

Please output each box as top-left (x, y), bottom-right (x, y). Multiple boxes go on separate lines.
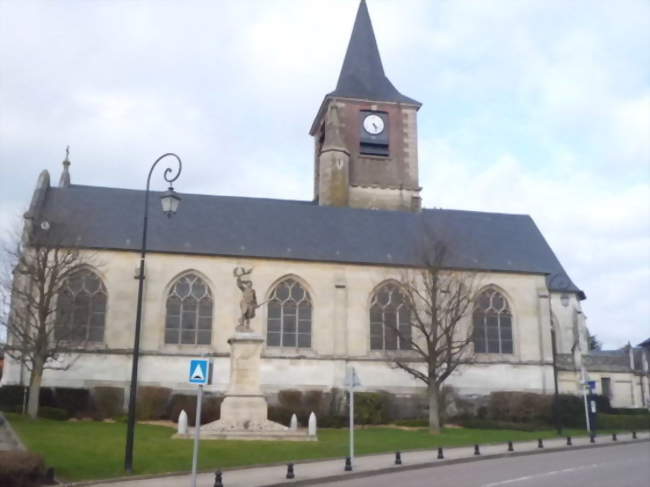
top-left (0, 0), bottom-right (648, 348)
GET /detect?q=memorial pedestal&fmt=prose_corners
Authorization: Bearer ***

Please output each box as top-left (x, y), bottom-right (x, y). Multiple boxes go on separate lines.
top-left (186, 331), bottom-right (314, 441)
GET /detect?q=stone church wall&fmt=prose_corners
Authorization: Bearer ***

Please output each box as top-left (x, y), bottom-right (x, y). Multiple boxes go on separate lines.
top-left (3, 249), bottom-right (573, 401)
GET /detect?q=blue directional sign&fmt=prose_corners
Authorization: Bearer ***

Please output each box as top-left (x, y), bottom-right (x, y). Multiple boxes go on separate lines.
top-left (188, 359), bottom-right (210, 385)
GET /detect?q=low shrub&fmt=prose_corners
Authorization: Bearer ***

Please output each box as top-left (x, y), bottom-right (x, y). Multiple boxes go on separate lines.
top-left (38, 406), bottom-right (70, 421)
top-left (318, 415), bottom-right (348, 428)
top-left (598, 413), bottom-right (650, 431)
top-left (456, 418), bottom-right (546, 431)
top-left (0, 386), bottom-right (27, 410)
top-left (354, 392), bottom-right (391, 425)
top-left (136, 386), bottom-right (171, 420)
top-left (268, 405), bottom-right (293, 426)
top-left (555, 394), bottom-right (584, 428)
top-left (590, 394), bottom-right (613, 414)
top-left (0, 450), bottom-right (46, 487)
top-left (487, 391), bottom-right (553, 424)
top-left (91, 386), bottom-right (124, 419)
top-left (54, 388), bottom-right (91, 418)
top-left (167, 393), bottom-right (221, 425)
top-left (610, 407), bottom-right (649, 416)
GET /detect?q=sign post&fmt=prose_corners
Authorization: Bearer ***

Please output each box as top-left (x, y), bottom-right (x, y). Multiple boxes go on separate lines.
top-left (580, 367), bottom-right (592, 433)
top-left (344, 366), bottom-right (361, 470)
top-left (189, 359), bottom-right (211, 487)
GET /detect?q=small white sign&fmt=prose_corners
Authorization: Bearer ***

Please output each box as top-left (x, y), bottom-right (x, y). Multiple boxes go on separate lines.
top-left (345, 366), bottom-right (361, 388)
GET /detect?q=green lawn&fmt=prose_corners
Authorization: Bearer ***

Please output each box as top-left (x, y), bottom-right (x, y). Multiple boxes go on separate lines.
top-left (7, 414), bottom-right (592, 482)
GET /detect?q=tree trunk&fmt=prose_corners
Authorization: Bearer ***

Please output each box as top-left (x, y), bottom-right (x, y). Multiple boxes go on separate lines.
top-left (27, 361), bottom-right (43, 419)
top-left (428, 382), bottom-right (441, 434)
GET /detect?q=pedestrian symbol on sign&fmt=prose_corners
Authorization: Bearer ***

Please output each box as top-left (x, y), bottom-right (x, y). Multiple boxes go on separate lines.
top-left (191, 364), bottom-right (204, 381)
top-left (188, 359), bottom-right (210, 385)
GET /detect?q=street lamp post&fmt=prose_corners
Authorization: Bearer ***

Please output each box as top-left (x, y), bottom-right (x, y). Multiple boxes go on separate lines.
top-left (548, 273), bottom-right (570, 436)
top-left (124, 153), bottom-right (182, 473)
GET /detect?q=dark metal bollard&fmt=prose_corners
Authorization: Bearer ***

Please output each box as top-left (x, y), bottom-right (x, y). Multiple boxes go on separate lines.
top-left (507, 441), bottom-right (513, 452)
top-left (344, 456), bottom-right (352, 472)
top-left (437, 447), bottom-right (444, 459)
top-left (590, 434), bottom-right (595, 443)
top-left (213, 470), bottom-right (223, 487)
top-left (537, 438), bottom-right (544, 449)
top-left (44, 467), bottom-right (56, 485)
top-left (566, 436), bottom-right (572, 446)
top-left (632, 431), bottom-right (637, 439)
top-left (286, 463), bottom-right (295, 479)
top-left (395, 451), bottom-right (402, 465)
top-left (474, 444), bottom-right (480, 456)
top-left (612, 433), bottom-right (617, 441)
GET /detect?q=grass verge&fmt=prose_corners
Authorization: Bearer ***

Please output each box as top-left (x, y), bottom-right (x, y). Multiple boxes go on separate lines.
top-left (5, 413), bottom-right (597, 482)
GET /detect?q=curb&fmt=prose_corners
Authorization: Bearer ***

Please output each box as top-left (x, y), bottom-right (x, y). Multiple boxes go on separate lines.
top-left (63, 435), bottom-right (649, 487)
top-left (264, 438), bottom-right (650, 487)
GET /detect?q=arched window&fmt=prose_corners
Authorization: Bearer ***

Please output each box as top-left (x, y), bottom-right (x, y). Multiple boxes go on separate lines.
top-left (55, 268), bottom-right (107, 343)
top-left (370, 282), bottom-right (411, 350)
top-left (267, 278), bottom-right (312, 348)
top-left (165, 273), bottom-right (213, 345)
top-left (473, 289), bottom-right (513, 354)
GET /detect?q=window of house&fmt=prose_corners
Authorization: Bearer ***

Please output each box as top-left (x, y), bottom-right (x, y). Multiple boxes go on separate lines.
top-left (165, 273), bottom-right (212, 345)
top-left (370, 282), bottom-right (411, 351)
top-left (473, 289), bottom-right (513, 354)
top-left (601, 377), bottom-right (611, 399)
top-left (267, 278), bottom-right (312, 348)
top-left (55, 268), bottom-right (107, 343)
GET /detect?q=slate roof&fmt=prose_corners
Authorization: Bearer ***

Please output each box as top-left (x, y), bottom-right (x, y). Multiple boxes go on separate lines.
top-left (31, 183), bottom-right (584, 297)
top-left (328, 0), bottom-right (420, 106)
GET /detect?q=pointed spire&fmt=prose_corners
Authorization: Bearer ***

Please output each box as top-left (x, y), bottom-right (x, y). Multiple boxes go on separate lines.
top-left (59, 145), bottom-right (71, 188)
top-left (321, 104), bottom-right (348, 153)
top-left (331, 0), bottom-right (419, 105)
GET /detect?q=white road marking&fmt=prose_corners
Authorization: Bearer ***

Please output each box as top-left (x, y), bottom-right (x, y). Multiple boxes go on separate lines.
top-left (481, 463), bottom-right (600, 487)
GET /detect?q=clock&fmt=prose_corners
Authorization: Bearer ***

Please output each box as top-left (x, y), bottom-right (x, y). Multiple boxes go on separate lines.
top-left (363, 114), bottom-right (385, 135)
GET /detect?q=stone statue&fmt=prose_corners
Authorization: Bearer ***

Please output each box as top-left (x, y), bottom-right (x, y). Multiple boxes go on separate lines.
top-left (234, 267), bottom-right (258, 332)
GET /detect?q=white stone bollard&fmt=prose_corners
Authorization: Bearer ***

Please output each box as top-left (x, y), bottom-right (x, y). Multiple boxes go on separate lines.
top-left (308, 411), bottom-right (317, 436)
top-left (290, 413), bottom-right (298, 431)
top-left (178, 409), bottom-right (189, 435)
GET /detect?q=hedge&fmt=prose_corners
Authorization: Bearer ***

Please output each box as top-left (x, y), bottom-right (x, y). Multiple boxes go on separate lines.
top-left (0, 451), bottom-right (46, 487)
top-left (598, 413), bottom-right (650, 431)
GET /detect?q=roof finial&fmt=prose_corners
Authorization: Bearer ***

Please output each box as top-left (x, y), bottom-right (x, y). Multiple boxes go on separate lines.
top-left (59, 145), bottom-right (71, 188)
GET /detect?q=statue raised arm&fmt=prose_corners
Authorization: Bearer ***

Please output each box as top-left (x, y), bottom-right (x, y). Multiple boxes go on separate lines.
top-left (233, 267), bottom-right (258, 332)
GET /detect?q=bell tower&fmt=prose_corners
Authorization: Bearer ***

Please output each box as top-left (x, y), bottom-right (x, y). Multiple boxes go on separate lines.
top-left (311, 0), bottom-right (422, 212)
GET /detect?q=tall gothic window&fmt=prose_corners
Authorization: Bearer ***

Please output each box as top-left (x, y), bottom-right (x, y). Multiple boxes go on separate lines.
top-left (165, 273), bottom-right (213, 345)
top-left (473, 289), bottom-right (513, 354)
top-left (267, 278), bottom-right (312, 348)
top-left (55, 268), bottom-right (107, 343)
top-left (370, 282), bottom-right (411, 351)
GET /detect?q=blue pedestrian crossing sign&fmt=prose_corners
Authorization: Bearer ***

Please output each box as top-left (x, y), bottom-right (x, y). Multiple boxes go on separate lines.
top-left (189, 359), bottom-right (210, 385)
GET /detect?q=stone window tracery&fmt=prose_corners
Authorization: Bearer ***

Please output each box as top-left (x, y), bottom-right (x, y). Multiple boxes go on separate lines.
top-left (267, 278), bottom-right (312, 348)
top-left (165, 273), bottom-right (213, 345)
top-left (370, 282), bottom-right (411, 351)
top-left (55, 268), bottom-right (107, 343)
top-left (473, 289), bottom-right (513, 354)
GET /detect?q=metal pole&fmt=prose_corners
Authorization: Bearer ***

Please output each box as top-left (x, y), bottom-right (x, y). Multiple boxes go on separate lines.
top-left (124, 153), bottom-right (182, 473)
top-left (581, 366), bottom-right (591, 433)
top-left (349, 388), bottom-right (354, 466)
top-left (191, 384), bottom-right (203, 487)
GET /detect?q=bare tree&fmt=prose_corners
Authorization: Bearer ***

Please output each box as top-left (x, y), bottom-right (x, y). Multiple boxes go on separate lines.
top-left (1, 227), bottom-right (96, 419)
top-left (387, 241), bottom-right (479, 433)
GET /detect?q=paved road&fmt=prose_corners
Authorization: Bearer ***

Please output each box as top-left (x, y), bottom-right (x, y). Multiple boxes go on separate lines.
top-left (316, 442), bottom-right (650, 487)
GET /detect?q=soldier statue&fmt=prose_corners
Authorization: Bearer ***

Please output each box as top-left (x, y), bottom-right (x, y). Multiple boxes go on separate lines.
top-left (234, 267), bottom-right (258, 332)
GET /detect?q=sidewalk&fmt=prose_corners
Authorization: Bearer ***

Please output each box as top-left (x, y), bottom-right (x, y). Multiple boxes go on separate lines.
top-left (72, 431), bottom-right (649, 487)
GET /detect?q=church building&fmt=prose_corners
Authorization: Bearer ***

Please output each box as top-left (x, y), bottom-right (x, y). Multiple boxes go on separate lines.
top-left (4, 1), bottom-right (648, 411)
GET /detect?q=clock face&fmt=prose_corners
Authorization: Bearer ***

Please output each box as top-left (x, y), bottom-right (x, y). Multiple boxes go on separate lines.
top-left (363, 114), bottom-right (384, 135)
